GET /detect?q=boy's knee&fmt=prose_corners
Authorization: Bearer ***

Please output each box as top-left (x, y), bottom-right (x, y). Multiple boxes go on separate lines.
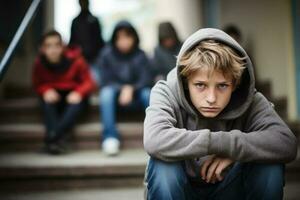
top-left (147, 158), bottom-right (187, 192)
top-left (100, 86), bottom-right (118, 102)
top-left (256, 164), bottom-right (284, 188)
top-left (247, 163), bottom-right (284, 181)
top-left (243, 163), bottom-right (284, 199)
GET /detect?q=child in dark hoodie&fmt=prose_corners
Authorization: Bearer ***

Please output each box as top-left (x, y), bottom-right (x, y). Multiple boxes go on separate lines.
top-left (151, 22), bottom-right (182, 82)
top-left (97, 20), bottom-right (151, 156)
top-left (33, 30), bottom-right (95, 155)
top-left (144, 28), bottom-right (298, 199)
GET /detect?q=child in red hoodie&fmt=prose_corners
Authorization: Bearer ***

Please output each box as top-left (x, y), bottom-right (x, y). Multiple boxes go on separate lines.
top-left (32, 30), bottom-right (95, 154)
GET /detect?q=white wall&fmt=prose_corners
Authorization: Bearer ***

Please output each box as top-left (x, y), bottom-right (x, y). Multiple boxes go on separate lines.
top-left (53, 0), bottom-right (202, 54)
top-left (219, 0), bottom-right (297, 119)
top-left (154, 0), bottom-right (202, 41)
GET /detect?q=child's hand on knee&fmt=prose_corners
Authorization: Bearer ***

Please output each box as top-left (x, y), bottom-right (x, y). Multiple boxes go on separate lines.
top-left (43, 88), bottom-right (60, 103)
top-left (119, 85), bottom-right (134, 106)
top-left (67, 91), bottom-right (82, 104)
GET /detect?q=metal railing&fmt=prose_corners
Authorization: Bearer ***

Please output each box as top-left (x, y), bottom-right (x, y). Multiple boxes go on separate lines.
top-left (0, 0), bottom-right (41, 81)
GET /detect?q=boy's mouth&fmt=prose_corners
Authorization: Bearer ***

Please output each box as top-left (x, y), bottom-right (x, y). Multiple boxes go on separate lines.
top-left (200, 107), bottom-right (220, 112)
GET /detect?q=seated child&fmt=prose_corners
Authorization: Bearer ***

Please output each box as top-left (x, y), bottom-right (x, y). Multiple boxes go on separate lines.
top-left (151, 21), bottom-right (182, 82)
top-left (97, 20), bottom-right (151, 156)
top-left (33, 30), bottom-right (95, 154)
top-left (144, 28), bottom-right (298, 200)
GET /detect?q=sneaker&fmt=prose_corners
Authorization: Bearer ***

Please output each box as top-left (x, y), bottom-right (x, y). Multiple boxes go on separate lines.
top-left (45, 142), bottom-right (67, 155)
top-left (102, 138), bottom-right (120, 156)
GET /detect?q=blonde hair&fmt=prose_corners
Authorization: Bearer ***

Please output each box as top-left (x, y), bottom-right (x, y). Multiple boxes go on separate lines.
top-left (179, 40), bottom-right (246, 86)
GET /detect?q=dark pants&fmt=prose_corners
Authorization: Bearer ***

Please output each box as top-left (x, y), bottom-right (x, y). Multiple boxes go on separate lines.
top-left (146, 157), bottom-right (285, 200)
top-left (40, 91), bottom-right (87, 144)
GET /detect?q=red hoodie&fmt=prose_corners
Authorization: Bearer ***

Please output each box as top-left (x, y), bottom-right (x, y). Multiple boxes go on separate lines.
top-left (32, 47), bottom-right (96, 98)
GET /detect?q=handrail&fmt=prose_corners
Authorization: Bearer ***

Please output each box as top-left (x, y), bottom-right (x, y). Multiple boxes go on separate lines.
top-left (0, 0), bottom-right (41, 81)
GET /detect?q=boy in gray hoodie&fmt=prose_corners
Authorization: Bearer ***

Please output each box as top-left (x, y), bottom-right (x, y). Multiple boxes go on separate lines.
top-left (143, 28), bottom-right (298, 200)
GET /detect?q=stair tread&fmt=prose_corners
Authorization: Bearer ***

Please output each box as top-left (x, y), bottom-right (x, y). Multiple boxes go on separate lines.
top-left (0, 122), bottom-right (142, 132)
top-left (0, 97), bottom-right (39, 110)
top-left (0, 187), bottom-right (144, 200)
top-left (0, 122), bottom-right (143, 139)
top-left (0, 149), bottom-right (148, 178)
top-left (0, 149), bottom-right (147, 167)
top-left (0, 95), bottom-right (98, 111)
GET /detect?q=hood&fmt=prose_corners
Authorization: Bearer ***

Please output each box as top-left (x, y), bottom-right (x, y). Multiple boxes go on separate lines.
top-left (166, 28), bottom-right (255, 120)
top-left (110, 20), bottom-right (140, 55)
top-left (158, 22), bottom-right (180, 45)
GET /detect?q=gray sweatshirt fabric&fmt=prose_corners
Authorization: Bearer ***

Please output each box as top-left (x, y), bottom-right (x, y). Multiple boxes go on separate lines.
top-left (143, 28), bottom-right (298, 182)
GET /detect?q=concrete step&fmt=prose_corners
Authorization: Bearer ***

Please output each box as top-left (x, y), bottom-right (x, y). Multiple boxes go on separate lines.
top-left (0, 149), bottom-right (148, 192)
top-left (0, 122), bottom-right (143, 152)
top-left (0, 187), bottom-right (145, 200)
top-left (2, 85), bottom-right (36, 99)
top-left (0, 146), bottom-right (299, 195)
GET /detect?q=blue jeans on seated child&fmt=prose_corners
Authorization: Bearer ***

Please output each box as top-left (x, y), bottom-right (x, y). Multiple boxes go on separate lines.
top-left (146, 157), bottom-right (285, 200)
top-left (99, 85), bottom-right (150, 141)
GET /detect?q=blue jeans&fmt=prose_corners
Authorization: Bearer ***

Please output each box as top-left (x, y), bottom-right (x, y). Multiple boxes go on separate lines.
top-left (146, 157), bottom-right (285, 200)
top-left (41, 91), bottom-right (87, 144)
top-left (99, 85), bottom-right (150, 140)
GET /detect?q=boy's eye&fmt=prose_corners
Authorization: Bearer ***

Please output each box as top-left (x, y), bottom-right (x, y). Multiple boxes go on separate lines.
top-left (217, 84), bottom-right (229, 90)
top-left (194, 83), bottom-right (206, 89)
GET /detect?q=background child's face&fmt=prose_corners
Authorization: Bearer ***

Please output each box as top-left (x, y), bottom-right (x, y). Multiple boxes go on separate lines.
top-left (187, 69), bottom-right (234, 118)
top-left (162, 38), bottom-right (176, 49)
top-left (115, 29), bottom-right (135, 54)
top-left (41, 36), bottom-right (64, 63)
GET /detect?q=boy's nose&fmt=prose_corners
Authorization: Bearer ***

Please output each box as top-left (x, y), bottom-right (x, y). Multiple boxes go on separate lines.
top-left (206, 89), bottom-right (216, 104)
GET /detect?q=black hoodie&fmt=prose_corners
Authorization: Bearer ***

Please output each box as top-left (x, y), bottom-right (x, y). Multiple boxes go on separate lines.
top-left (69, 10), bottom-right (105, 63)
top-left (97, 20), bottom-right (151, 90)
top-left (151, 22), bottom-right (182, 79)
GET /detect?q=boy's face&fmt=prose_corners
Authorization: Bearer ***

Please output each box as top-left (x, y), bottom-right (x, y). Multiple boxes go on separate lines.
top-left (187, 68), bottom-right (234, 118)
top-left (41, 36), bottom-right (64, 63)
top-left (116, 29), bottom-right (135, 54)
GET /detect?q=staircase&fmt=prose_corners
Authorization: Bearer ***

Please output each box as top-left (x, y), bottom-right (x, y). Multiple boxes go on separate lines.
top-left (0, 81), bottom-right (299, 199)
top-left (0, 89), bottom-right (148, 199)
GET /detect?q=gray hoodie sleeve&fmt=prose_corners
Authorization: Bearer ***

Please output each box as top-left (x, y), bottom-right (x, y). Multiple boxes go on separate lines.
top-left (144, 82), bottom-right (211, 161)
top-left (208, 92), bottom-right (298, 163)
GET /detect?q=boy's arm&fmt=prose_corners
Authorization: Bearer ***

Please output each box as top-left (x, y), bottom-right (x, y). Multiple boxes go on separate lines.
top-left (32, 61), bottom-right (53, 96)
top-left (151, 48), bottom-right (164, 77)
top-left (144, 82), bottom-right (298, 163)
top-left (133, 53), bottom-right (152, 91)
top-left (96, 51), bottom-right (121, 89)
top-left (208, 92), bottom-right (298, 163)
top-left (144, 81), bottom-right (211, 161)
